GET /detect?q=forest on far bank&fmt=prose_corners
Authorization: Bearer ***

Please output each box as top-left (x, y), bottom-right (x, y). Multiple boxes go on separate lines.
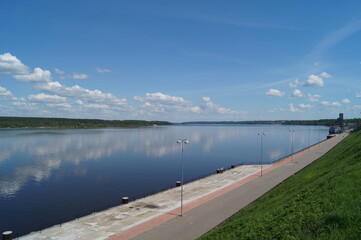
top-left (1, 116), bottom-right (360, 129)
top-left (182, 118), bottom-right (361, 127)
top-left (0, 117), bottom-right (172, 128)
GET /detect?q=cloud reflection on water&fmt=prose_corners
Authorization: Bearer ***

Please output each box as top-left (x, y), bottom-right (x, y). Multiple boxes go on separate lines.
top-left (0, 126), bottom-right (328, 198)
top-left (0, 127), bottom-right (243, 197)
top-left (0, 129), bottom-right (128, 197)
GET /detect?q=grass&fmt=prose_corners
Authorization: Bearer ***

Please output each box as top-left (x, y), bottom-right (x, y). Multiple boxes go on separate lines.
top-left (198, 129), bottom-right (361, 240)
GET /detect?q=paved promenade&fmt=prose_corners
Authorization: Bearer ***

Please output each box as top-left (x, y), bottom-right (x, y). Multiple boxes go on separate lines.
top-left (18, 132), bottom-right (348, 240)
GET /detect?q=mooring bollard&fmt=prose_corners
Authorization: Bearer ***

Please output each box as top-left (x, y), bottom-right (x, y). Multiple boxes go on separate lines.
top-left (122, 197), bottom-right (129, 204)
top-left (2, 231), bottom-right (13, 240)
top-left (216, 167), bottom-right (225, 173)
top-left (176, 181), bottom-right (181, 187)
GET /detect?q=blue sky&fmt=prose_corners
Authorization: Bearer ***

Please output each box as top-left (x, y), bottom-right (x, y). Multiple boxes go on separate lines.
top-left (1, 0), bottom-right (361, 122)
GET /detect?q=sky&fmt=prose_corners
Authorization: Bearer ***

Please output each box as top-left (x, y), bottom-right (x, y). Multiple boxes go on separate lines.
top-left (1, 0), bottom-right (361, 122)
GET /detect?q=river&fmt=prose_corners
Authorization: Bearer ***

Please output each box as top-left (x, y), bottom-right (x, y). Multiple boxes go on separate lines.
top-left (0, 124), bottom-right (329, 236)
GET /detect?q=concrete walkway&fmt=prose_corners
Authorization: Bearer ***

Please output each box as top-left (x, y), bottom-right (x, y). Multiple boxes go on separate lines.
top-left (19, 163), bottom-right (269, 240)
top-left (18, 132), bottom-right (348, 240)
top-left (127, 132), bottom-right (348, 240)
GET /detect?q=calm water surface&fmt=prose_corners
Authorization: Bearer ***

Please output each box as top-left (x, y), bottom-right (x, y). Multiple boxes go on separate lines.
top-left (0, 124), bottom-right (329, 236)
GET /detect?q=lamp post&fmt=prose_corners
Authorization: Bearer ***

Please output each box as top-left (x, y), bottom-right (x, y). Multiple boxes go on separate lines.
top-left (318, 126), bottom-right (321, 146)
top-left (308, 128), bottom-right (311, 152)
top-left (258, 132), bottom-right (266, 176)
top-left (289, 129), bottom-right (295, 160)
top-left (177, 139), bottom-right (189, 216)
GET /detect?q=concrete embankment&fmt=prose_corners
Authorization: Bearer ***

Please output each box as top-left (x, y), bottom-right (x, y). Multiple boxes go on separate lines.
top-left (18, 132), bottom-right (348, 240)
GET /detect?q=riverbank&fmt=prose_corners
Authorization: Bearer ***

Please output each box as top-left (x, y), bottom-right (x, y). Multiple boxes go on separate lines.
top-left (18, 165), bottom-right (268, 240)
top-left (16, 132), bottom-right (348, 240)
top-left (199, 129), bottom-right (359, 239)
top-left (129, 132), bottom-right (349, 240)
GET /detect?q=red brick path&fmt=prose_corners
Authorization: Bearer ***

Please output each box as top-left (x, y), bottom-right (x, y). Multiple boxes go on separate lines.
top-left (108, 141), bottom-right (326, 240)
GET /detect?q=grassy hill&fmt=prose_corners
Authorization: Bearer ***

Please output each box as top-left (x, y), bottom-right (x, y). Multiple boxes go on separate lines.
top-left (199, 129), bottom-right (361, 239)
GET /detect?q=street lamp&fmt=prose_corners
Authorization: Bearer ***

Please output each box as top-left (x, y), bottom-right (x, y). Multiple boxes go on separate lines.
top-left (289, 129), bottom-right (295, 160)
top-left (308, 128), bottom-right (311, 152)
top-left (177, 139), bottom-right (189, 216)
top-left (258, 132), bottom-right (266, 176)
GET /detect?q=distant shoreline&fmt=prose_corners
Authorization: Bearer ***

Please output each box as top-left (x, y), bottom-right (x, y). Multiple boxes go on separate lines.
top-left (181, 119), bottom-right (358, 127)
top-left (1, 116), bottom-right (359, 129)
top-left (0, 116), bottom-right (173, 129)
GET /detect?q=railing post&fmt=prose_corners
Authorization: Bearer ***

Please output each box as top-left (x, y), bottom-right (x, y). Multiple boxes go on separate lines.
top-left (2, 231), bottom-right (13, 240)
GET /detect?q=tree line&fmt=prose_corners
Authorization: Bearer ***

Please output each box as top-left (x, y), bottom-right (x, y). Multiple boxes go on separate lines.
top-left (1, 116), bottom-right (360, 129)
top-left (182, 118), bottom-right (361, 126)
top-left (0, 117), bottom-right (172, 128)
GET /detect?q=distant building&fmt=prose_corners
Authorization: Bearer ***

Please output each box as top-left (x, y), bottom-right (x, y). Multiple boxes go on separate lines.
top-left (329, 113), bottom-right (345, 134)
top-left (336, 113), bottom-right (344, 127)
top-left (329, 126), bottom-right (341, 134)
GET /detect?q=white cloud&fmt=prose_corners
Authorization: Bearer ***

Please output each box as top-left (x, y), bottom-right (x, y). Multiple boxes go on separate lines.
top-left (190, 106), bottom-right (202, 113)
top-left (289, 103), bottom-right (298, 113)
top-left (290, 89), bottom-right (321, 102)
top-left (13, 67), bottom-right (52, 83)
top-left (0, 53), bottom-right (29, 75)
top-left (307, 93), bottom-right (321, 102)
top-left (46, 103), bottom-right (72, 109)
top-left (319, 72), bottom-right (332, 78)
top-left (28, 93), bottom-right (67, 103)
top-left (0, 86), bottom-right (14, 99)
top-left (289, 103), bottom-right (311, 112)
top-left (140, 102), bottom-right (165, 113)
top-left (0, 53), bottom-right (247, 120)
top-left (54, 68), bottom-right (64, 75)
top-left (201, 97), bottom-right (241, 115)
top-left (84, 104), bottom-right (110, 109)
top-left (74, 100), bottom-right (84, 105)
top-left (35, 81), bottom-right (127, 107)
top-left (72, 73), bottom-right (88, 79)
top-left (299, 103), bottom-right (312, 109)
top-left (289, 72), bottom-right (329, 89)
top-left (11, 101), bottom-right (36, 109)
top-left (356, 92), bottom-right (361, 98)
top-left (342, 98), bottom-right (350, 104)
top-left (291, 89), bottom-right (304, 98)
top-left (304, 74), bottom-right (324, 87)
top-left (320, 101), bottom-right (341, 107)
top-left (134, 94), bottom-right (245, 118)
top-left (266, 88), bottom-right (285, 97)
top-left (54, 68), bottom-right (66, 79)
top-left (289, 79), bottom-right (302, 88)
top-left (267, 107), bottom-right (285, 113)
top-left (96, 67), bottom-right (111, 73)
top-left (133, 92), bottom-right (189, 105)
top-left (1, 53), bottom-right (133, 117)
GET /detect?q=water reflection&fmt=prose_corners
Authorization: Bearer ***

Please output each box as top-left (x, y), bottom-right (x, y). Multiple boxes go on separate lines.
top-left (268, 149), bottom-right (284, 160)
top-left (0, 126), bottom-right (328, 198)
top-left (0, 129), bottom-right (128, 197)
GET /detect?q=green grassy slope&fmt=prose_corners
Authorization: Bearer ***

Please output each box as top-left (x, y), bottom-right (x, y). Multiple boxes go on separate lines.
top-left (199, 130), bottom-right (361, 240)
